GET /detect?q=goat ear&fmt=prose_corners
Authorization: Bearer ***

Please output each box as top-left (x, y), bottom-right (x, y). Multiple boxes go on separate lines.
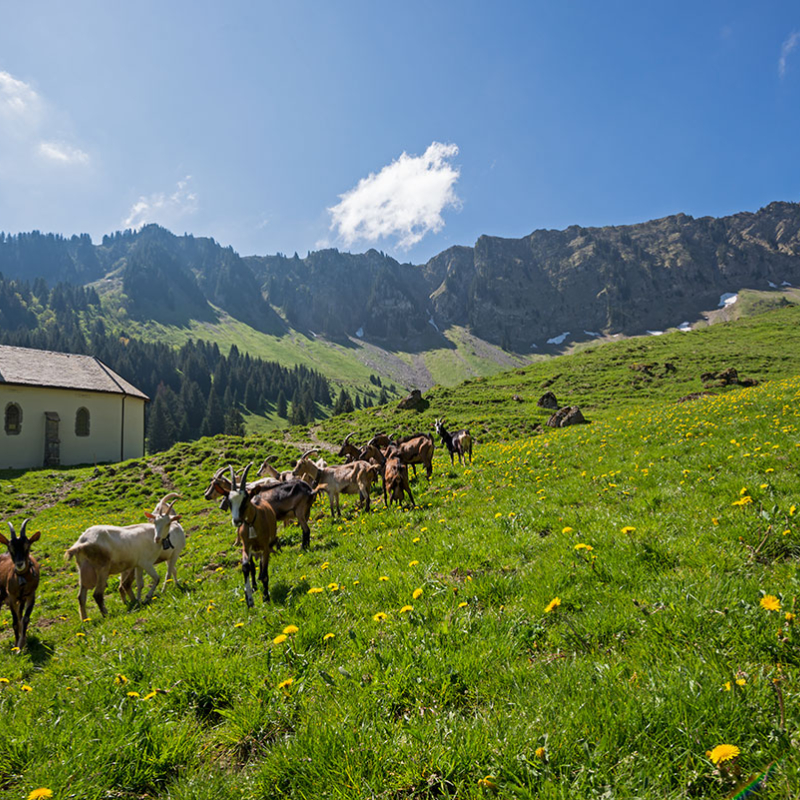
top-left (27, 531), bottom-right (41, 543)
top-left (144, 511), bottom-right (155, 520)
top-left (0, 533), bottom-right (8, 546)
top-left (171, 514), bottom-right (182, 522)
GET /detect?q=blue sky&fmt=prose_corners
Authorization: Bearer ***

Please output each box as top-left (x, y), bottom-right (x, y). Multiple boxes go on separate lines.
top-left (0, 1), bottom-right (798, 264)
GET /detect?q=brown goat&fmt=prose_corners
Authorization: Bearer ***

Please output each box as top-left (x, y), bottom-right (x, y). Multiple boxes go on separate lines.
top-left (0, 519), bottom-right (41, 652)
top-left (383, 456), bottom-right (414, 508)
top-left (384, 433), bottom-right (435, 479)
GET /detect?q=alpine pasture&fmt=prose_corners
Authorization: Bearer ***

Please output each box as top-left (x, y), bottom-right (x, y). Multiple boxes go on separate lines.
top-left (2, 309), bottom-right (800, 799)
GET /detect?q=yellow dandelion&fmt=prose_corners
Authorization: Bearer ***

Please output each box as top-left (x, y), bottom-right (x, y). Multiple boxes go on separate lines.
top-left (544, 597), bottom-right (561, 613)
top-left (535, 746), bottom-right (546, 759)
top-left (379, 576), bottom-right (389, 581)
top-left (760, 595), bottom-right (782, 612)
top-left (736, 678), bottom-right (746, 686)
top-left (320, 561), bottom-right (330, 569)
top-left (328, 582), bottom-right (339, 591)
top-left (494, 512), bottom-right (503, 519)
top-left (400, 605), bottom-right (413, 614)
top-left (234, 622), bottom-right (244, 628)
top-left (376, 545), bottom-right (383, 551)
top-left (707, 744), bottom-right (740, 765)
top-left (114, 674), bottom-right (128, 685)
top-left (323, 633), bottom-right (335, 641)
top-left (27, 789), bottom-right (53, 800)
top-left (621, 526), bottom-right (636, 534)
top-left (477, 776), bottom-right (497, 789)
top-left (458, 601), bottom-right (468, 608)
top-left (740, 487), bottom-right (749, 495)
top-left (785, 612), bottom-right (796, 623)
top-left (353, 580), bottom-right (360, 586)
top-left (0, 677), bottom-right (9, 684)
top-left (712, 518), bottom-right (719, 525)
top-left (283, 624), bottom-right (299, 635)
top-left (790, 505), bottom-right (796, 516)
top-left (562, 526), bottom-right (574, 534)
top-left (75, 632), bottom-right (86, 638)
top-left (277, 677), bottom-right (294, 690)
top-left (409, 560), bottom-right (419, 567)
top-left (307, 587), bottom-right (323, 594)
top-left (273, 634), bottom-right (288, 645)
top-left (412, 588), bottom-right (423, 600)
top-left (574, 543), bottom-right (593, 551)
top-left (21, 685), bottom-right (32, 692)
top-left (127, 691), bottom-right (140, 698)
top-left (723, 681), bottom-right (732, 691)
top-left (373, 612), bottom-right (388, 622)
top-left (142, 691), bottom-right (157, 701)
top-left (412, 537), bottom-right (420, 543)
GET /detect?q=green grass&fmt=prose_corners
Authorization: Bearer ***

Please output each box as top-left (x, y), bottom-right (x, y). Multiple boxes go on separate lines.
top-left (2, 308), bottom-right (800, 798)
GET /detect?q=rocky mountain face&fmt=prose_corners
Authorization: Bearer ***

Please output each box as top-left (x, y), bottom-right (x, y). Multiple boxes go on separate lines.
top-left (1, 202), bottom-right (799, 350)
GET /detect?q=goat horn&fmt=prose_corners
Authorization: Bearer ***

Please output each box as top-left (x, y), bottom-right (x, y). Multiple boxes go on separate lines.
top-left (343, 432), bottom-right (355, 445)
top-left (19, 519), bottom-right (30, 538)
top-left (165, 500), bottom-right (178, 516)
top-left (300, 448), bottom-right (318, 460)
top-left (240, 462), bottom-right (253, 488)
top-left (228, 464), bottom-right (236, 491)
top-left (7, 521), bottom-right (16, 540)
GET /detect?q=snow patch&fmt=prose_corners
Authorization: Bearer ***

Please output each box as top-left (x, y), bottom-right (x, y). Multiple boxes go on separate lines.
top-left (428, 316), bottom-right (439, 332)
top-left (530, 343), bottom-right (538, 350)
top-left (547, 331), bottom-right (570, 345)
top-left (646, 330), bottom-right (665, 336)
top-left (583, 330), bottom-right (601, 338)
top-left (718, 293), bottom-right (738, 308)
top-left (677, 321), bottom-right (691, 332)
top-left (355, 327), bottom-right (364, 338)
top-left (768, 281), bottom-right (778, 288)
top-left (782, 280), bottom-right (792, 286)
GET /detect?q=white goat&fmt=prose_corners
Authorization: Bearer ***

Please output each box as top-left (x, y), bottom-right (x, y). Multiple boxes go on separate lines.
top-left (65, 499), bottom-right (182, 620)
top-left (119, 493), bottom-right (186, 602)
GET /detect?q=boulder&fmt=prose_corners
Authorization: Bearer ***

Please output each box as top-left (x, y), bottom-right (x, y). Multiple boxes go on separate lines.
top-left (546, 406), bottom-right (588, 428)
top-left (537, 391), bottom-right (559, 409)
top-left (396, 389), bottom-right (428, 412)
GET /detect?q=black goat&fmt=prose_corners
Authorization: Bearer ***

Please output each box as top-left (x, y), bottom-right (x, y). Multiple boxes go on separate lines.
top-left (0, 519), bottom-right (41, 651)
top-left (434, 418), bottom-right (473, 466)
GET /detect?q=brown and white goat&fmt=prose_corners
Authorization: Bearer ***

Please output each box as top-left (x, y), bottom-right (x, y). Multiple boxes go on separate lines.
top-left (207, 469), bottom-right (317, 550)
top-left (292, 455), bottom-right (380, 516)
top-left (434, 419), bottom-right (473, 465)
top-left (65, 501), bottom-right (181, 619)
top-left (0, 520), bottom-right (40, 651)
top-left (222, 464), bottom-right (278, 606)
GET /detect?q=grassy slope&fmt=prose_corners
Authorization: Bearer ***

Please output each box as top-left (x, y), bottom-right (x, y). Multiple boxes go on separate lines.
top-left (1, 308), bottom-right (800, 798)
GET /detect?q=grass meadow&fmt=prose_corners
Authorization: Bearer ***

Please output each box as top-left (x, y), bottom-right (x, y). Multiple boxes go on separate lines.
top-left (1, 310), bottom-right (800, 798)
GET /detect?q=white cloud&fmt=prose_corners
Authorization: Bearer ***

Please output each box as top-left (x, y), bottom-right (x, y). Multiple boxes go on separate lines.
top-left (328, 141), bottom-right (461, 249)
top-left (38, 140), bottom-right (90, 165)
top-left (779, 31), bottom-right (800, 77)
top-left (123, 176), bottom-right (199, 230)
top-left (0, 70), bottom-right (44, 139)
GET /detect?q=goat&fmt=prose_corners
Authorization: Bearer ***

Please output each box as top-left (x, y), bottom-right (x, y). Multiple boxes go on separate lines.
top-left (223, 463), bottom-right (278, 606)
top-left (337, 432), bottom-right (360, 462)
top-left (383, 456), bottom-right (414, 508)
top-left (0, 519), bottom-right (40, 651)
top-left (65, 500), bottom-right (181, 619)
top-left (435, 418), bottom-right (473, 465)
top-left (384, 432), bottom-right (435, 479)
top-left (207, 470), bottom-right (317, 550)
top-left (292, 455), bottom-right (380, 516)
top-left (119, 493), bottom-right (187, 601)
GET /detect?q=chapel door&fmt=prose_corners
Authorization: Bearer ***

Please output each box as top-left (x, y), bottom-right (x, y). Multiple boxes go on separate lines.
top-left (44, 411), bottom-right (60, 467)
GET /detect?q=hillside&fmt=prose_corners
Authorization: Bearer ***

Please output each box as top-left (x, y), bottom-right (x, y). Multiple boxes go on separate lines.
top-left (0, 309), bottom-right (799, 797)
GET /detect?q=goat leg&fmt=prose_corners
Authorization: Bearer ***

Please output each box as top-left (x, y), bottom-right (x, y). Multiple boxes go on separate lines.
top-left (18, 597), bottom-right (35, 650)
top-left (142, 562), bottom-right (160, 603)
top-left (10, 604), bottom-right (21, 647)
top-left (242, 553), bottom-right (255, 608)
top-left (258, 553), bottom-right (270, 602)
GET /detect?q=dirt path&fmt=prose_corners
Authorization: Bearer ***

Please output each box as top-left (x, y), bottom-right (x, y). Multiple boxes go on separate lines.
top-left (281, 425), bottom-right (339, 455)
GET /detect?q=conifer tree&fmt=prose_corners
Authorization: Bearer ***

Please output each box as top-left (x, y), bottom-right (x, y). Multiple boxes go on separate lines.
top-left (201, 387), bottom-right (225, 437)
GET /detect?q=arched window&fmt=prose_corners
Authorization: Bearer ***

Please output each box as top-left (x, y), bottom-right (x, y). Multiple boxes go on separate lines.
top-left (75, 407), bottom-right (90, 437)
top-left (4, 403), bottom-right (22, 435)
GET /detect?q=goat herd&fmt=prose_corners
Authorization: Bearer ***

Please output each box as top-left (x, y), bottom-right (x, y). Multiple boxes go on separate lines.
top-left (1, 419), bottom-right (472, 652)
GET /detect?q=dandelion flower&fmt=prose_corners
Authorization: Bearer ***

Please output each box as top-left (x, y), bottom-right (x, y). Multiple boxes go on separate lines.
top-left (328, 582), bottom-right (339, 591)
top-left (562, 526), bottom-right (574, 534)
top-left (323, 633), bottom-right (335, 641)
top-left (477, 776), bottom-right (497, 789)
top-left (143, 691), bottom-right (157, 701)
top-left (114, 674), bottom-right (128, 685)
top-left (413, 588), bottom-right (423, 600)
top-left (400, 605), bottom-right (413, 614)
top-left (27, 789), bottom-right (53, 800)
top-left (0, 677), bottom-right (8, 684)
top-left (458, 601), bottom-right (468, 608)
top-left (760, 595), bottom-right (781, 612)
top-left (234, 622), bottom-right (244, 628)
top-left (412, 537), bottom-right (420, 543)
top-left (75, 632), bottom-right (86, 638)
top-left (277, 677), bottom-right (294, 690)
top-left (283, 624), bottom-right (299, 635)
top-left (21, 685), bottom-right (32, 692)
top-left (723, 681), bottom-right (732, 691)
top-left (707, 744), bottom-right (740, 765)
top-left (373, 612), bottom-right (388, 622)
top-left (127, 691), bottom-right (140, 698)
top-left (273, 634), bottom-right (288, 645)
top-left (574, 543), bottom-right (593, 551)
top-left (544, 597), bottom-right (561, 613)
top-left (621, 526), bottom-right (636, 534)
top-left (494, 513), bottom-right (503, 519)
top-left (736, 678), bottom-right (746, 686)
top-left (785, 612), bottom-right (796, 623)
top-left (535, 746), bottom-right (546, 759)
top-left (409, 560), bottom-right (419, 567)
top-left (307, 587), bottom-right (323, 594)
top-left (379, 576), bottom-right (389, 582)
top-left (320, 561), bottom-right (330, 569)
